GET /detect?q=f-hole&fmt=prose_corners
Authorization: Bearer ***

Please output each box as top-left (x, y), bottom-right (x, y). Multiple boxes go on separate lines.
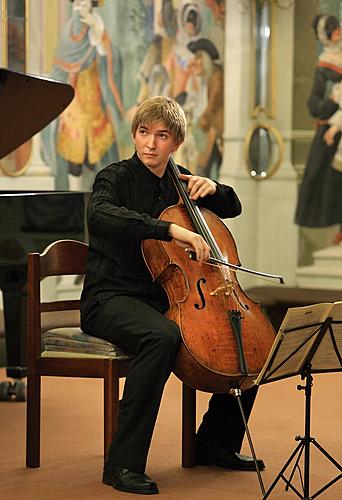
top-left (194, 277), bottom-right (207, 310)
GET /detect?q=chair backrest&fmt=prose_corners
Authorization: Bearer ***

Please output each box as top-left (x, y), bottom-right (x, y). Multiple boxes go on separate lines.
top-left (38, 239), bottom-right (88, 278)
top-left (27, 239), bottom-right (88, 361)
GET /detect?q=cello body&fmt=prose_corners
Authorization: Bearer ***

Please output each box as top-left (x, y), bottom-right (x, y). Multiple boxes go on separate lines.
top-left (142, 204), bottom-right (276, 393)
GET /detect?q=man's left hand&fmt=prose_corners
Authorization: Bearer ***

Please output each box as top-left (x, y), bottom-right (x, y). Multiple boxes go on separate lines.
top-left (178, 173), bottom-right (216, 201)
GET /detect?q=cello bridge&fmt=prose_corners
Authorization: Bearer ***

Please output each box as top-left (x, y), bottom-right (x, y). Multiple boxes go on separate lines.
top-left (210, 279), bottom-right (234, 297)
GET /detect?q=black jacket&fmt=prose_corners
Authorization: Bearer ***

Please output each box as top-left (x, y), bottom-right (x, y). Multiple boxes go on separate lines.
top-left (80, 153), bottom-right (242, 324)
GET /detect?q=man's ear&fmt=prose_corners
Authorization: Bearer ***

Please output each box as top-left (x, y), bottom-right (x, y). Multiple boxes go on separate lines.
top-left (172, 141), bottom-right (182, 153)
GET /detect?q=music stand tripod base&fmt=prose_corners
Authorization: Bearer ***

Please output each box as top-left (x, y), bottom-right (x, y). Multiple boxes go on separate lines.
top-left (262, 363), bottom-right (342, 499)
top-left (256, 307), bottom-right (342, 499)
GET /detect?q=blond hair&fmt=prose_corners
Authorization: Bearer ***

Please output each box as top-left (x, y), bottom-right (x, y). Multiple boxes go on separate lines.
top-left (131, 96), bottom-right (186, 144)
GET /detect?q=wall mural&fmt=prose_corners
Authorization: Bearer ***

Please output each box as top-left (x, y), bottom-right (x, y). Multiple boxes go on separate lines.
top-left (293, 0), bottom-right (342, 265)
top-left (40, 0), bottom-right (225, 191)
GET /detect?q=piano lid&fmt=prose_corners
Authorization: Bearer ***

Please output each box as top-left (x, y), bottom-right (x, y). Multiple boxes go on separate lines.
top-left (0, 67), bottom-right (74, 159)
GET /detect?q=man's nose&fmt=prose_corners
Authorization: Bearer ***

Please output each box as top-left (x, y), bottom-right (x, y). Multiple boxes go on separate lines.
top-left (146, 134), bottom-right (156, 148)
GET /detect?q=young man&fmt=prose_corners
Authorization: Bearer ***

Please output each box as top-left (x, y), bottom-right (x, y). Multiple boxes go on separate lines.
top-left (80, 96), bottom-right (264, 495)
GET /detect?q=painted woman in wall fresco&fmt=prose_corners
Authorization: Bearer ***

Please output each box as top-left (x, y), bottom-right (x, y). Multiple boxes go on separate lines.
top-left (163, 1), bottom-right (202, 99)
top-left (295, 14), bottom-right (342, 247)
top-left (323, 81), bottom-right (342, 191)
top-left (41, 0), bottom-right (124, 190)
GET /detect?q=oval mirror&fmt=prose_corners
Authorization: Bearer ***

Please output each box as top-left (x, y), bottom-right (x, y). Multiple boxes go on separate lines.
top-left (244, 123), bottom-right (283, 180)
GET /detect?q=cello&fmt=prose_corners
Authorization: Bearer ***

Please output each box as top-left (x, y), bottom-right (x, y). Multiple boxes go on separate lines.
top-left (142, 157), bottom-right (283, 393)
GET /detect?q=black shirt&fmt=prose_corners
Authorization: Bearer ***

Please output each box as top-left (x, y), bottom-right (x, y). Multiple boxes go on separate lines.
top-left (80, 153), bottom-right (242, 324)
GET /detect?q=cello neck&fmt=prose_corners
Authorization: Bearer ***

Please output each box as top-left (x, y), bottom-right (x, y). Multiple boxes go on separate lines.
top-left (168, 157), bottom-right (224, 261)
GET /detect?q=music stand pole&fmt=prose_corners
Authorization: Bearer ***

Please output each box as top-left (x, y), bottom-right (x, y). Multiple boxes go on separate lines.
top-left (301, 364), bottom-right (312, 497)
top-left (230, 388), bottom-right (266, 496)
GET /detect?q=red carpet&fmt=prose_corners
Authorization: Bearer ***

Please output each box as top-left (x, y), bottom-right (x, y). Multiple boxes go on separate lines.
top-left (0, 368), bottom-right (341, 499)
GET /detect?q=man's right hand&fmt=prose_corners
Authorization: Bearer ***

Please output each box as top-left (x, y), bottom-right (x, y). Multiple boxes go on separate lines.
top-left (168, 223), bottom-right (210, 264)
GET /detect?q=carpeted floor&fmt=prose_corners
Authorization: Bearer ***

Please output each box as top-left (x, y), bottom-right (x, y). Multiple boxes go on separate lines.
top-left (0, 367), bottom-right (341, 499)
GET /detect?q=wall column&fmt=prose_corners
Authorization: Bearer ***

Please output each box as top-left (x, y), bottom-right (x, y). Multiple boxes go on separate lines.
top-left (221, 0), bottom-right (298, 288)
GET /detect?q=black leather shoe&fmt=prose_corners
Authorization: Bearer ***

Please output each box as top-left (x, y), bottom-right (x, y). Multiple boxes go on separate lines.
top-left (196, 443), bottom-right (265, 471)
top-left (103, 465), bottom-right (159, 495)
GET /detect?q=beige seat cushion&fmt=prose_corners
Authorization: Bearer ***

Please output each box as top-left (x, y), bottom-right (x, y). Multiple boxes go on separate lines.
top-left (42, 327), bottom-right (132, 360)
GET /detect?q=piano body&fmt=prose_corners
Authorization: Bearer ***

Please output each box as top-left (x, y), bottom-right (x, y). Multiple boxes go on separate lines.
top-left (0, 68), bottom-right (87, 400)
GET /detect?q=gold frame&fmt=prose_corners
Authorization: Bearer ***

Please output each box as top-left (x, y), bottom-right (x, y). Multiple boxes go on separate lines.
top-left (0, 0), bottom-right (32, 177)
top-left (250, 0), bottom-right (276, 119)
top-left (1, 0), bottom-right (29, 70)
top-left (243, 122), bottom-right (284, 180)
top-left (1, 0), bottom-right (7, 65)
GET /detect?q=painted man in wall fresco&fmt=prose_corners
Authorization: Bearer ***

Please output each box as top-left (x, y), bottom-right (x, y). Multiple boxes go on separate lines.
top-left (41, 0), bottom-right (125, 190)
top-left (187, 37), bottom-right (223, 178)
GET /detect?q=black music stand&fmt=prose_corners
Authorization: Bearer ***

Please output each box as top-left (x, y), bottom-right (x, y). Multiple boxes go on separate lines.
top-left (256, 302), bottom-right (342, 500)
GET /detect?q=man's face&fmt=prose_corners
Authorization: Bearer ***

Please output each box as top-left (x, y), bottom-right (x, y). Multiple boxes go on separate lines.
top-left (133, 121), bottom-right (180, 176)
top-left (190, 52), bottom-right (204, 76)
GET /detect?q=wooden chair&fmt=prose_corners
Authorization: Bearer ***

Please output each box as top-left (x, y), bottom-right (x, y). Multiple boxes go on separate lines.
top-left (26, 239), bottom-right (197, 468)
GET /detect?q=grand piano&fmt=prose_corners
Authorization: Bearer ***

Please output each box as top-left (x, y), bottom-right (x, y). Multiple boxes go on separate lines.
top-left (0, 68), bottom-right (88, 400)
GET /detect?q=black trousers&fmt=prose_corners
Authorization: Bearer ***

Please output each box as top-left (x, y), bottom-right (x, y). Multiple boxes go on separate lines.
top-left (88, 295), bottom-right (258, 473)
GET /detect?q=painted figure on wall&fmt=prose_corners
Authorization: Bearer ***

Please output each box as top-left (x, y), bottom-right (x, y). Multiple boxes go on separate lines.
top-left (164, 1), bottom-right (202, 99)
top-left (187, 38), bottom-right (223, 178)
top-left (294, 13), bottom-right (342, 258)
top-left (324, 79), bottom-right (342, 179)
top-left (41, 0), bottom-right (223, 187)
top-left (205, 0), bottom-right (225, 61)
top-left (131, 0), bottom-right (224, 179)
top-left (133, 0), bottom-right (176, 110)
top-left (41, 0), bottom-right (125, 190)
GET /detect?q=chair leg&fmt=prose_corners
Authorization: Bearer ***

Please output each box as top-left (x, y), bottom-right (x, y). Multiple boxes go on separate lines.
top-left (182, 383), bottom-right (196, 467)
top-left (103, 361), bottom-right (119, 463)
top-left (26, 372), bottom-right (41, 468)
